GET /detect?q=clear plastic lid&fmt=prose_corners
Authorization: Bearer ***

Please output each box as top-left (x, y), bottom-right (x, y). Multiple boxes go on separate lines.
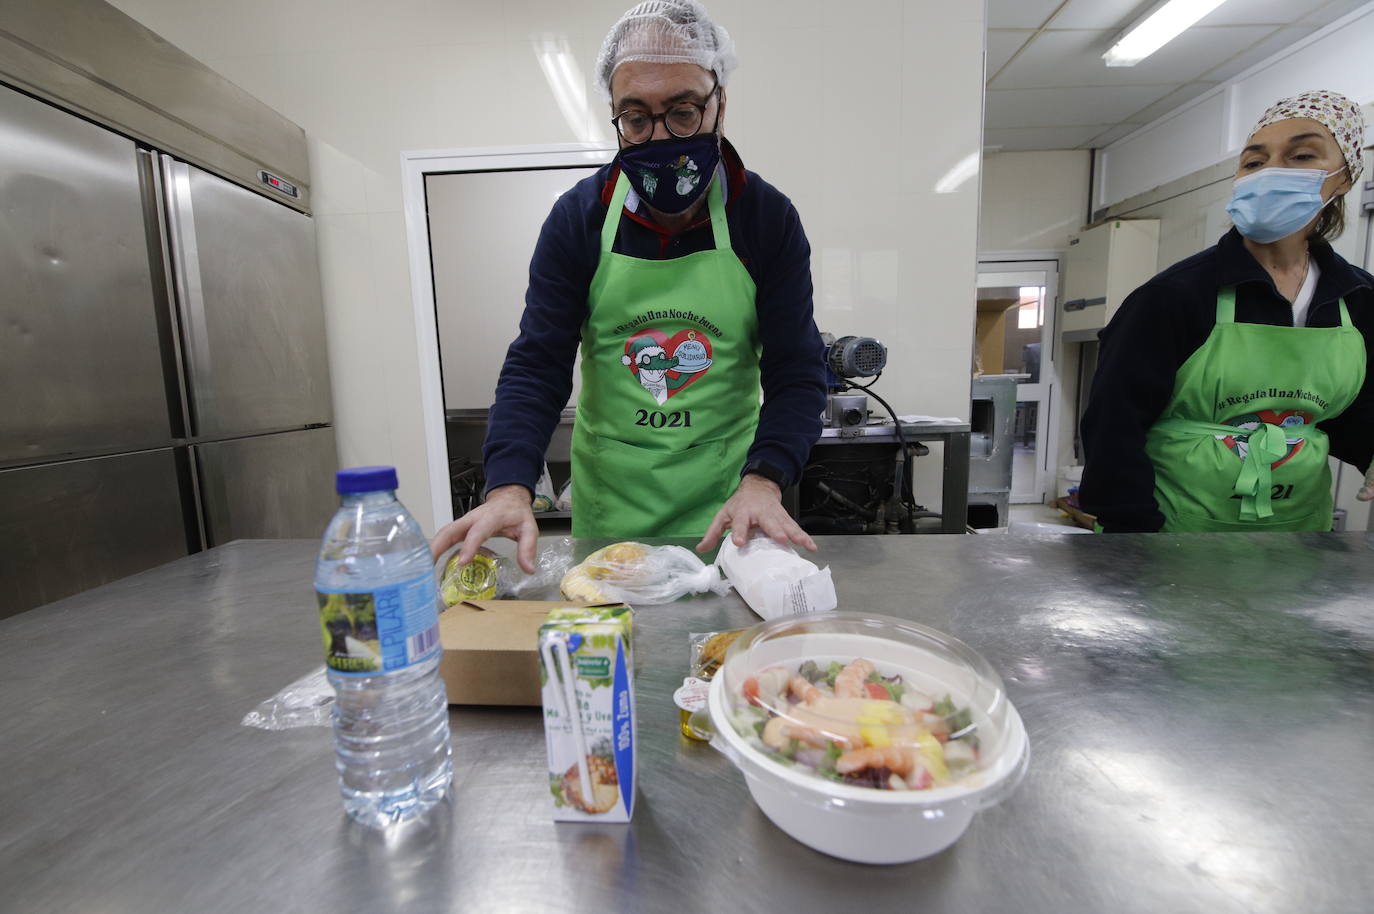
top-left (717, 612), bottom-right (1011, 793)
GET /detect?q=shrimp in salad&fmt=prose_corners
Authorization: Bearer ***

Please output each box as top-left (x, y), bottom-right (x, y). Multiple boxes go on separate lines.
top-left (832, 658), bottom-right (876, 698)
top-left (733, 656), bottom-right (982, 792)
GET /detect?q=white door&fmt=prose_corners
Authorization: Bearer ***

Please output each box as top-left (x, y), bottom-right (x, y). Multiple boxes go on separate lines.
top-left (975, 260), bottom-right (1060, 504)
top-left (427, 165), bottom-right (601, 408)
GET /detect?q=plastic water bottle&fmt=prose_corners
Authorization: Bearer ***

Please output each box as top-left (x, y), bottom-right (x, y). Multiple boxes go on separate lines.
top-left (314, 466), bottom-right (452, 827)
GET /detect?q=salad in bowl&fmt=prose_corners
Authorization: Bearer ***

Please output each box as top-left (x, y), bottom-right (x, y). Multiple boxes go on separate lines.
top-left (733, 656), bottom-right (982, 792)
top-left (708, 612), bottom-right (1028, 863)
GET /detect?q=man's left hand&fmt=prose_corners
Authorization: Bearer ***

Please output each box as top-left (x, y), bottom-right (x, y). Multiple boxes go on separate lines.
top-left (696, 474), bottom-right (817, 555)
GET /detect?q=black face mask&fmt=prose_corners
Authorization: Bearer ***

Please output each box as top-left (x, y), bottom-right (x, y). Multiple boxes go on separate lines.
top-left (616, 131), bottom-right (722, 214)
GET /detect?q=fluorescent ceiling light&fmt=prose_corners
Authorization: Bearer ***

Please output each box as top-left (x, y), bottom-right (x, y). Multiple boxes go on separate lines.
top-left (1102, 0), bottom-right (1230, 67)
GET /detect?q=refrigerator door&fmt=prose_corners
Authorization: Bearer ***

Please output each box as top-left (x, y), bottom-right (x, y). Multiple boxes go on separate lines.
top-left (195, 427), bottom-right (339, 546)
top-left (161, 156), bottom-right (332, 437)
top-left (0, 449), bottom-right (193, 619)
top-left (0, 83), bottom-right (173, 465)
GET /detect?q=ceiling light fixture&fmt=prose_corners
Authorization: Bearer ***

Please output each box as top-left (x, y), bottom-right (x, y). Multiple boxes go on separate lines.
top-left (1102, 0), bottom-right (1230, 67)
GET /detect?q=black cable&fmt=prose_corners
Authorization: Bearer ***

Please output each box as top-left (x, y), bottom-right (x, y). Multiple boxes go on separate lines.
top-left (814, 480), bottom-right (878, 519)
top-left (842, 378), bottom-right (930, 526)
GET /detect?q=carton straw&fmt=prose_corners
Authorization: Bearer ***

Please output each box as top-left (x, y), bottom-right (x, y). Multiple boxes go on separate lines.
top-left (541, 633), bottom-right (593, 806)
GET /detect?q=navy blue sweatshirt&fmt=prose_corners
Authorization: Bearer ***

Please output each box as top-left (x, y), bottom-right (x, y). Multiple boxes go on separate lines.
top-left (481, 139), bottom-right (825, 496)
top-left (1080, 227), bottom-right (1374, 532)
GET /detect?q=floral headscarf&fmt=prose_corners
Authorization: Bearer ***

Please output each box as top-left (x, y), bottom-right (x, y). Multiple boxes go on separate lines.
top-left (1249, 89), bottom-right (1367, 184)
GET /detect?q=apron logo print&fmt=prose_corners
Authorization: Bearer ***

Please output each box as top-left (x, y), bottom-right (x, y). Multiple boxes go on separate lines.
top-left (1219, 409), bottom-right (1311, 467)
top-left (620, 329), bottom-right (713, 405)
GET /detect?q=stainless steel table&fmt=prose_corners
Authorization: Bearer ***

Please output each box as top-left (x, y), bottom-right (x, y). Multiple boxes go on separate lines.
top-left (5, 533), bottom-right (1373, 913)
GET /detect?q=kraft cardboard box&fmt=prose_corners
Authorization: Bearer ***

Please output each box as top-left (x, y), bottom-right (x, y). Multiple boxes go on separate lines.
top-left (438, 601), bottom-right (629, 706)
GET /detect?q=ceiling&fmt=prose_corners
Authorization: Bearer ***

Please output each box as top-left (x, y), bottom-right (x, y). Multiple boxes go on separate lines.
top-left (984, 0), bottom-right (1372, 150)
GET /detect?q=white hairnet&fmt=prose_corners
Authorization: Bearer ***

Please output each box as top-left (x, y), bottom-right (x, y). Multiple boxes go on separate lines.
top-left (595, 0), bottom-right (737, 102)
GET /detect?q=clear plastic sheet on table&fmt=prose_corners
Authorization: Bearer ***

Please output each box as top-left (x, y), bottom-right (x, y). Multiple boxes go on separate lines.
top-left (241, 666), bottom-right (334, 730)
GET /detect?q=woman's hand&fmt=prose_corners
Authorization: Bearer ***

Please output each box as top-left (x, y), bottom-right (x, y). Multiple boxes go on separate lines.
top-left (429, 485), bottom-right (539, 573)
top-left (696, 474), bottom-right (817, 555)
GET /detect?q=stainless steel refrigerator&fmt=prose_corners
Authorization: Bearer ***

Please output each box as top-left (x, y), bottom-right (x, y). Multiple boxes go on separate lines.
top-left (0, 82), bottom-right (337, 617)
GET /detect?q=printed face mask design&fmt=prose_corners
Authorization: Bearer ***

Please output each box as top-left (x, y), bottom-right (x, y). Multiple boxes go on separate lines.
top-left (617, 132), bottom-right (721, 214)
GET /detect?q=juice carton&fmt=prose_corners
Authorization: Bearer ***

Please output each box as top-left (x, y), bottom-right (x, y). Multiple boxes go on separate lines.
top-left (538, 605), bottom-right (636, 822)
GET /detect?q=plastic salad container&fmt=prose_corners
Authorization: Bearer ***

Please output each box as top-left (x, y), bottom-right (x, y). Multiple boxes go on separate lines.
top-left (707, 612), bottom-right (1028, 864)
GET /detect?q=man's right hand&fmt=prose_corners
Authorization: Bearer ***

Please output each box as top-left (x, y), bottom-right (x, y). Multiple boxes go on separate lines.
top-left (429, 484), bottom-right (539, 573)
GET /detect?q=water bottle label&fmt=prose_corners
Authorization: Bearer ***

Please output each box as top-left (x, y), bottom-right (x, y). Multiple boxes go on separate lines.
top-left (317, 573), bottom-right (442, 675)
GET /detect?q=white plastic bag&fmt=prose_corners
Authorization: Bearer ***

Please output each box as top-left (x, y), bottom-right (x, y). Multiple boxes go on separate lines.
top-left (532, 463), bottom-right (557, 512)
top-left (560, 541), bottom-right (732, 606)
top-left (555, 478), bottom-right (573, 512)
top-left (716, 535), bottom-right (837, 620)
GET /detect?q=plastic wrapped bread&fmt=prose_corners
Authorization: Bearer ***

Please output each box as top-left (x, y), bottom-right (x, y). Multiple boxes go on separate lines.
top-left (715, 536), bottom-right (837, 620)
top-left (559, 541), bottom-right (730, 606)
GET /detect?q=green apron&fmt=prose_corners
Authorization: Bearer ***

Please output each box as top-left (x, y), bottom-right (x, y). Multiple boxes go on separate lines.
top-left (1144, 286), bottom-right (1365, 531)
top-left (570, 170), bottom-right (760, 538)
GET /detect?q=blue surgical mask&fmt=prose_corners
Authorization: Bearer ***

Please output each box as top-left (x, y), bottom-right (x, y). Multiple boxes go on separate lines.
top-left (1225, 165), bottom-right (1347, 243)
top-left (617, 132), bottom-right (721, 215)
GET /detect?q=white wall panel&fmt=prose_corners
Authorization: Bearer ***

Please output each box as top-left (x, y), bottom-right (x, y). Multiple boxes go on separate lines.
top-left (1099, 92), bottom-right (1228, 208)
top-left (979, 150), bottom-right (1091, 253)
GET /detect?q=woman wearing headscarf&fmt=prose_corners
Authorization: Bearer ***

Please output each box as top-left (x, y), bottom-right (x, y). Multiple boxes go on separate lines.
top-left (1080, 90), bottom-right (1372, 532)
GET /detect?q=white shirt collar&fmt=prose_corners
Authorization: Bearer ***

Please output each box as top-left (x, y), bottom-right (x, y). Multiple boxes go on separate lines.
top-left (1292, 256), bottom-right (1320, 327)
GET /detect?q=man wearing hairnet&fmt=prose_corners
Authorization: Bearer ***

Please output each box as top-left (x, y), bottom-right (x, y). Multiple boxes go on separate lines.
top-left (433, 1), bottom-right (826, 572)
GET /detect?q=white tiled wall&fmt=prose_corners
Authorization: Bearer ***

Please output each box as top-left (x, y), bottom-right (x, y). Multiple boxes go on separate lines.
top-left (108, 0), bottom-right (987, 530)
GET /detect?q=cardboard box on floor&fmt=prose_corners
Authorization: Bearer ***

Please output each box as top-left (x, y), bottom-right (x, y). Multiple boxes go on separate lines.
top-left (438, 600), bottom-right (630, 706)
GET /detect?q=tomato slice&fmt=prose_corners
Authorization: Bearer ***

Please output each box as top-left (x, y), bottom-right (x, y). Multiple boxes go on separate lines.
top-left (865, 682), bottom-right (890, 700)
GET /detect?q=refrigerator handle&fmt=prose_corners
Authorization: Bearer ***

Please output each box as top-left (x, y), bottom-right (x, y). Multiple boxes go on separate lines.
top-left (146, 150), bottom-right (208, 551)
top-left (141, 149), bottom-right (194, 438)
top-left (158, 154), bottom-right (212, 436)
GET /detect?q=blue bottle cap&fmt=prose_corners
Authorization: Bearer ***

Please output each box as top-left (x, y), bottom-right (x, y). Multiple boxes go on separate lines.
top-left (336, 466), bottom-right (399, 494)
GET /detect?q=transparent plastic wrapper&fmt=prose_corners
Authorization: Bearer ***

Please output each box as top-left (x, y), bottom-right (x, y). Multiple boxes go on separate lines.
top-left (559, 541), bottom-right (732, 606)
top-left (673, 629), bottom-right (746, 740)
top-left (241, 667), bottom-right (334, 730)
top-left (706, 612), bottom-right (1029, 864)
top-left (555, 478), bottom-right (573, 512)
top-left (440, 537), bottom-right (576, 605)
top-left (715, 535), bottom-right (836, 620)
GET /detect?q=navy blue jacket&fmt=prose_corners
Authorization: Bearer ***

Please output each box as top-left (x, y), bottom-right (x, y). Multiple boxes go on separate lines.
top-left (482, 139), bottom-right (825, 495)
top-left (1080, 227), bottom-right (1374, 532)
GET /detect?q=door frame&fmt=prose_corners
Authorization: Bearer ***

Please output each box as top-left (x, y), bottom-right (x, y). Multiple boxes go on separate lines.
top-left (975, 254), bottom-right (1063, 505)
top-left (400, 142), bottom-right (616, 530)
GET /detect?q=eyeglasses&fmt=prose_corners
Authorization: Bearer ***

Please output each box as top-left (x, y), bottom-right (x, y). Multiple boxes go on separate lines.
top-left (611, 84), bottom-right (720, 145)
